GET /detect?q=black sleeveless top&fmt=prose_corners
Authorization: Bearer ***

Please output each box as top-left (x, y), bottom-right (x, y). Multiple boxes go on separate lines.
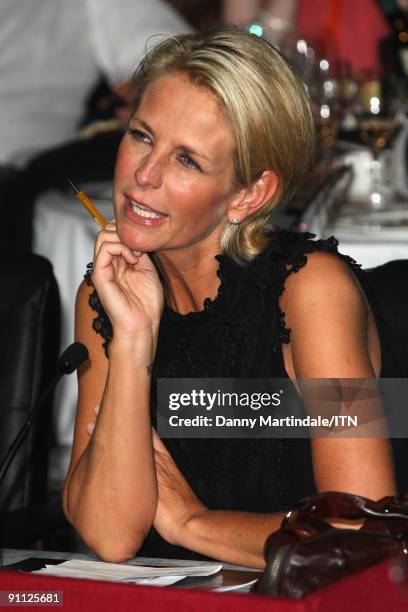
top-left (85, 229), bottom-right (394, 559)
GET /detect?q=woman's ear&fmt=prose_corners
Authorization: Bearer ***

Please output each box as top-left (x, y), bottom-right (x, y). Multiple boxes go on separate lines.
top-left (227, 170), bottom-right (279, 223)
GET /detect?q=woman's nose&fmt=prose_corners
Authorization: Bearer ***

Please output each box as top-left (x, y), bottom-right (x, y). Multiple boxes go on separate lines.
top-left (135, 153), bottom-right (163, 189)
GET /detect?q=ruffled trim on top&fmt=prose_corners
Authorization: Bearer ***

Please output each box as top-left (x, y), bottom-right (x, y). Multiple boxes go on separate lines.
top-left (83, 230), bottom-right (383, 361)
top-left (161, 252), bottom-right (238, 324)
top-left (271, 231), bottom-right (383, 348)
top-left (83, 252), bottom-right (238, 356)
top-left (84, 263), bottom-right (112, 357)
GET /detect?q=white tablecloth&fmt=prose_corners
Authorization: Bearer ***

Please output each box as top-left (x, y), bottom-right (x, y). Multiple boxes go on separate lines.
top-left (33, 188), bottom-right (408, 445)
top-left (33, 188), bottom-right (113, 445)
top-left (336, 240), bottom-right (408, 269)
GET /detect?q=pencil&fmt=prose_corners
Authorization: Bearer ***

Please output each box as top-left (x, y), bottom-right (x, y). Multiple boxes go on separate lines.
top-left (67, 178), bottom-right (107, 229)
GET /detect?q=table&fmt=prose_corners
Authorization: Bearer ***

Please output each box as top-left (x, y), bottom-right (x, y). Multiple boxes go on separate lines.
top-left (0, 549), bottom-right (407, 611)
top-left (0, 548), bottom-right (259, 590)
top-left (336, 239), bottom-right (408, 269)
top-left (295, 166), bottom-right (408, 268)
top-left (327, 203), bottom-right (408, 269)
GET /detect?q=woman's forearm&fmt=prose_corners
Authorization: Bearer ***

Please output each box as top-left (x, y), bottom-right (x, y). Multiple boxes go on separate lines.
top-left (64, 332), bottom-right (157, 562)
top-left (182, 510), bottom-right (285, 568)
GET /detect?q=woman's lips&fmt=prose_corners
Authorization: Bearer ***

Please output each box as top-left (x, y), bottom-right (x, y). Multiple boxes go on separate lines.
top-left (124, 197), bottom-right (168, 226)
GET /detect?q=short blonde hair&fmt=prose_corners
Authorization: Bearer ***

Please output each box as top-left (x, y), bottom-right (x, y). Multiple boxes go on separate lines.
top-left (131, 29), bottom-right (315, 263)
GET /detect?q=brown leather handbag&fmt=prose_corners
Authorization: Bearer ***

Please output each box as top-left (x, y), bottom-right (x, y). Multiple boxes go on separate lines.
top-left (254, 491), bottom-right (408, 599)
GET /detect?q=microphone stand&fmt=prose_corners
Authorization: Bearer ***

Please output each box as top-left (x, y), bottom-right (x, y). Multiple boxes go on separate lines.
top-left (0, 343), bottom-right (88, 566)
top-left (0, 371), bottom-right (63, 491)
top-left (0, 375), bottom-right (61, 569)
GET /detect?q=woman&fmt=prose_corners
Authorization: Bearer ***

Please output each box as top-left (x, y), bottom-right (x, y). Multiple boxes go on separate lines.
top-left (63, 29), bottom-right (395, 568)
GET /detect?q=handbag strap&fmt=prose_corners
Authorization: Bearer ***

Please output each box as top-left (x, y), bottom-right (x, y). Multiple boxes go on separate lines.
top-left (294, 491), bottom-right (408, 520)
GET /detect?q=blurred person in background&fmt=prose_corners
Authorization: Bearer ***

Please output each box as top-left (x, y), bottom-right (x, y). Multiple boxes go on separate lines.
top-left (0, 0), bottom-right (190, 169)
top-left (167, 0), bottom-right (221, 31)
top-left (222, 0), bottom-right (391, 79)
top-left (0, 0), bottom-right (191, 251)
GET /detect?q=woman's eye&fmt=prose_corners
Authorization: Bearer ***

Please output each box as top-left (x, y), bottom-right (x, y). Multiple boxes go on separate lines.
top-left (128, 128), bottom-right (151, 144)
top-left (179, 153), bottom-right (201, 171)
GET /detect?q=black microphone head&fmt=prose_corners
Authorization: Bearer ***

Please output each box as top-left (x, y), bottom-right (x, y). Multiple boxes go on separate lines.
top-left (58, 342), bottom-right (89, 375)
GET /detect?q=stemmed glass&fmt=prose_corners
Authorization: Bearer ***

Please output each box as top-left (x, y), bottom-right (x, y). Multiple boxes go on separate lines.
top-left (359, 110), bottom-right (400, 209)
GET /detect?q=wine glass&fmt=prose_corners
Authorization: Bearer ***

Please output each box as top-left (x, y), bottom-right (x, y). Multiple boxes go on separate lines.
top-left (359, 111), bottom-right (400, 209)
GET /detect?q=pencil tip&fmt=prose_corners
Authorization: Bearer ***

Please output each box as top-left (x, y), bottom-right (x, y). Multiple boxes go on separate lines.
top-left (66, 177), bottom-right (80, 193)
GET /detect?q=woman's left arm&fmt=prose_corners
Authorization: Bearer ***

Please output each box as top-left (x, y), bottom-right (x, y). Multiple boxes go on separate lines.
top-left (279, 250), bottom-right (396, 500)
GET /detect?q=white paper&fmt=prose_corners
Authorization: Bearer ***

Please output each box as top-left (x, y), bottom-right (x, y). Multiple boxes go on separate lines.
top-left (32, 559), bottom-right (222, 584)
top-left (214, 578), bottom-right (259, 592)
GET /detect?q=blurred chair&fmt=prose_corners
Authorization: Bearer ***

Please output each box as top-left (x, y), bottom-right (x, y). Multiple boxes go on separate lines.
top-left (367, 259), bottom-right (408, 493)
top-left (368, 260), bottom-right (408, 376)
top-left (0, 253), bottom-right (69, 546)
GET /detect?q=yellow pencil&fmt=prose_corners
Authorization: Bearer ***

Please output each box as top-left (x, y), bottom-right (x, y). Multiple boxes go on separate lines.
top-left (67, 177), bottom-right (107, 228)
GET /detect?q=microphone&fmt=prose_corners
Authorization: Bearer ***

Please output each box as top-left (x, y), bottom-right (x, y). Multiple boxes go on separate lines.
top-left (0, 342), bottom-right (89, 489)
top-left (58, 342), bottom-right (89, 375)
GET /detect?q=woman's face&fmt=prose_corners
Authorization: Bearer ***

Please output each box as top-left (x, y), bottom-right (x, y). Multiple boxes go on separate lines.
top-left (113, 73), bottom-right (243, 255)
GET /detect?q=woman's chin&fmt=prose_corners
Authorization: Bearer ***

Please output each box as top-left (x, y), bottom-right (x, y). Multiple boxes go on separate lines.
top-left (118, 224), bottom-right (156, 253)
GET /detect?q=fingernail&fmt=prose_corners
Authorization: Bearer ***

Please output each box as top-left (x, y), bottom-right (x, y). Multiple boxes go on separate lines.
top-left (86, 422), bottom-right (95, 435)
top-left (94, 404), bottom-right (100, 415)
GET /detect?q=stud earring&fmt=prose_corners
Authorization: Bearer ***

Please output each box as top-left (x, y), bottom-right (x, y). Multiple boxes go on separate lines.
top-left (230, 218), bottom-right (240, 225)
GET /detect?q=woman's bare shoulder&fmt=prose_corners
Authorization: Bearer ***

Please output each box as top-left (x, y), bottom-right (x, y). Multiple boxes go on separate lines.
top-left (76, 279), bottom-right (93, 319)
top-left (280, 250), bottom-right (375, 379)
top-left (278, 252), bottom-right (393, 497)
top-left (281, 249), bottom-right (364, 307)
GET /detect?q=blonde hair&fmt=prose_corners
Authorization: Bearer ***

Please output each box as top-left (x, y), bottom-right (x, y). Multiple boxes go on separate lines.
top-left (131, 29), bottom-right (315, 263)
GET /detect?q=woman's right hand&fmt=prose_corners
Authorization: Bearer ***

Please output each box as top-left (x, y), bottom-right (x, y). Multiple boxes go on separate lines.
top-left (91, 220), bottom-right (164, 339)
